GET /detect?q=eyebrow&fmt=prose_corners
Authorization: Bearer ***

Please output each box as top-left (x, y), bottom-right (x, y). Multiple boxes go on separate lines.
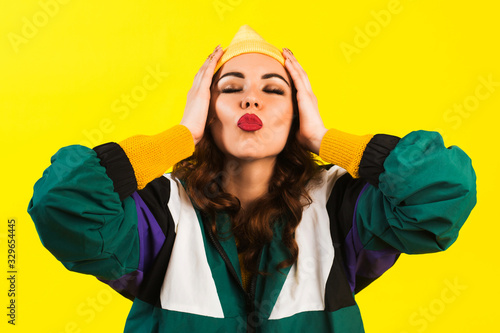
top-left (216, 71), bottom-right (290, 87)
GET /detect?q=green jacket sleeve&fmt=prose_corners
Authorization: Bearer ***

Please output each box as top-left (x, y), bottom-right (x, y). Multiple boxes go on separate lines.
top-left (27, 145), bottom-right (140, 280)
top-left (356, 130), bottom-right (477, 254)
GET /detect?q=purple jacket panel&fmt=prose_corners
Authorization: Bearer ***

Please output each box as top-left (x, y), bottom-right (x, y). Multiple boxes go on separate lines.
top-left (98, 192), bottom-right (166, 298)
top-left (343, 183), bottom-right (400, 293)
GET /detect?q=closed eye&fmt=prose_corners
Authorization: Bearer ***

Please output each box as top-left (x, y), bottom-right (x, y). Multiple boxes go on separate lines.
top-left (221, 88), bottom-right (241, 93)
top-left (265, 88), bottom-right (285, 95)
top-left (221, 88), bottom-right (285, 95)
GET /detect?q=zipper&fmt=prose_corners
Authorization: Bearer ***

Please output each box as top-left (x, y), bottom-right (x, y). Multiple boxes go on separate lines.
top-left (201, 215), bottom-right (252, 293)
top-left (246, 247), bottom-right (262, 333)
top-left (201, 213), bottom-right (263, 333)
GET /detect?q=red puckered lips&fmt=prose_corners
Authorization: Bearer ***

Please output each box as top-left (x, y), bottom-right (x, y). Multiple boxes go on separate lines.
top-left (237, 113), bottom-right (263, 132)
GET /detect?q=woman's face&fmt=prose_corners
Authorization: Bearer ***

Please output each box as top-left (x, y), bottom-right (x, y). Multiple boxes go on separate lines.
top-left (209, 53), bottom-right (294, 162)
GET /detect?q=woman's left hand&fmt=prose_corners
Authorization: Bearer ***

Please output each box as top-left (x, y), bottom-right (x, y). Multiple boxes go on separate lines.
top-left (283, 48), bottom-right (328, 155)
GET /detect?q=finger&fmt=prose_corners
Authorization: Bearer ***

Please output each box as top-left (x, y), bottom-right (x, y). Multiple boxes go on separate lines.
top-left (194, 45), bottom-right (223, 89)
top-left (284, 58), bottom-right (309, 95)
top-left (284, 48), bottom-right (306, 76)
top-left (285, 50), bottom-right (312, 92)
top-left (202, 45), bottom-right (223, 72)
top-left (194, 46), bottom-right (219, 79)
top-left (205, 45), bottom-right (223, 74)
top-left (192, 45), bottom-right (221, 82)
top-left (283, 48), bottom-right (313, 92)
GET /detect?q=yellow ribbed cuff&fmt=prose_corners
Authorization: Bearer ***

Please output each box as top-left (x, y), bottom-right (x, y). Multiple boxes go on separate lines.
top-left (319, 129), bottom-right (374, 178)
top-left (119, 125), bottom-right (195, 190)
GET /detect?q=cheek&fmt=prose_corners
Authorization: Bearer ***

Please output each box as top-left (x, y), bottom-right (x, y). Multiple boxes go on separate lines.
top-left (209, 119), bottom-right (227, 155)
top-left (212, 104), bottom-right (238, 131)
top-left (259, 108), bottom-right (293, 149)
top-left (268, 103), bottom-right (294, 132)
top-left (208, 106), bottom-right (236, 151)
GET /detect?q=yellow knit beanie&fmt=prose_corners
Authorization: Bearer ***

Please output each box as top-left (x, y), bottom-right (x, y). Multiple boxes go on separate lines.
top-left (214, 25), bottom-right (285, 74)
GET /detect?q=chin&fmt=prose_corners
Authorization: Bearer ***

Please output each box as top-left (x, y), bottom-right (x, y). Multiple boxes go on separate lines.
top-left (226, 146), bottom-right (283, 162)
top-left (214, 135), bottom-right (286, 162)
top-left (225, 149), bottom-right (264, 161)
top-left (232, 154), bottom-right (269, 161)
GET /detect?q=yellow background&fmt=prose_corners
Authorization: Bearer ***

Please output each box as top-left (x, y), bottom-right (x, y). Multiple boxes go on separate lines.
top-left (1, 0), bottom-right (498, 332)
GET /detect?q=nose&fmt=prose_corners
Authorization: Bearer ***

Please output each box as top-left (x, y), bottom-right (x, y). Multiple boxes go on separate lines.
top-left (241, 95), bottom-right (261, 111)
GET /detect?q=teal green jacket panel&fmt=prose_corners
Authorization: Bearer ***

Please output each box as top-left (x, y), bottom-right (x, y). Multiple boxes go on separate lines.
top-left (124, 299), bottom-right (365, 333)
top-left (27, 145), bottom-right (140, 279)
top-left (26, 130), bottom-right (478, 332)
top-left (356, 130), bottom-right (477, 253)
top-left (196, 210), bottom-right (248, 319)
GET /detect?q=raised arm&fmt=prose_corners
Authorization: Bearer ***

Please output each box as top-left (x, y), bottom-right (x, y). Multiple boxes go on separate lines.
top-left (27, 125), bottom-right (193, 293)
top-left (27, 45), bottom-right (224, 298)
top-left (283, 47), bottom-right (477, 293)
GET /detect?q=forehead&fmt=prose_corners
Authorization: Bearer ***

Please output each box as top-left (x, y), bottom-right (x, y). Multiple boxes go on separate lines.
top-left (218, 53), bottom-right (287, 77)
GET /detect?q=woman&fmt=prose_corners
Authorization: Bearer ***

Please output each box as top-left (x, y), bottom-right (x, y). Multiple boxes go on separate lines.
top-left (28, 25), bottom-right (476, 332)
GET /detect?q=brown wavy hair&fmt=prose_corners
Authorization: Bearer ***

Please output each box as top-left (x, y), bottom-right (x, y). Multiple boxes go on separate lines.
top-left (172, 71), bottom-right (324, 276)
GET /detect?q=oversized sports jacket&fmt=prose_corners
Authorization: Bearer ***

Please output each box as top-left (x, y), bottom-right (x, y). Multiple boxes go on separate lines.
top-left (28, 125), bottom-right (476, 332)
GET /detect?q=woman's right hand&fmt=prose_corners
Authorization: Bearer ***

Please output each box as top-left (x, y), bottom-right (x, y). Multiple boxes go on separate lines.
top-left (180, 44), bottom-right (223, 145)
